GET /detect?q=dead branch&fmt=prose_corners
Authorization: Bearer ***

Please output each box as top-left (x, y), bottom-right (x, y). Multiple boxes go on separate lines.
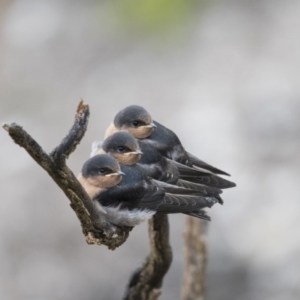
top-left (3, 101), bottom-right (173, 298)
top-left (2, 101), bottom-right (131, 250)
top-left (123, 214), bottom-right (173, 300)
top-left (181, 217), bottom-right (207, 300)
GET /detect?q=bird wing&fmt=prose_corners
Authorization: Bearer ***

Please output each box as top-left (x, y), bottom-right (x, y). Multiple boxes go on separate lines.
top-left (135, 183), bottom-right (167, 211)
top-left (186, 150), bottom-right (230, 176)
top-left (156, 160), bottom-right (179, 184)
top-left (178, 170), bottom-right (236, 189)
top-left (183, 210), bottom-right (211, 221)
top-left (164, 156), bottom-right (235, 190)
top-left (168, 158), bottom-right (214, 176)
top-left (150, 178), bottom-right (218, 197)
top-left (157, 193), bottom-right (218, 214)
top-left (176, 179), bottom-right (224, 204)
top-left (95, 182), bottom-right (163, 211)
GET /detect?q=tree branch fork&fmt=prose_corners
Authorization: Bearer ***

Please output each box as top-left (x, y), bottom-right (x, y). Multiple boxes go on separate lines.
top-left (2, 101), bottom-right (173, 300)
top-left (3, 101), bottom-right (131, 250)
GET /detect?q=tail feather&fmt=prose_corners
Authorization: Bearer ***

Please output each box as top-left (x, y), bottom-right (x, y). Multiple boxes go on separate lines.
top-left (180, 174), bottom-right (236, 189)
top-left (177, 179), bottom-right (224, 204)
top-left (186, 151), bottom-right (230, 176)
top-left (151, 179), bottom-right (221, 197)
top-left (184, 210), bottom-right (211, 221)
top-left (157, 194), bottom-right (218, 214)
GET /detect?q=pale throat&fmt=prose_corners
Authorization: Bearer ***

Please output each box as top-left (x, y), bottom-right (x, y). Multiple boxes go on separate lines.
top-left (77, 173), bottom-right (122, 199)
top-left (126, 126), bottom-right (154, 139)
top-left (112, 152), bottom-right (141, 165)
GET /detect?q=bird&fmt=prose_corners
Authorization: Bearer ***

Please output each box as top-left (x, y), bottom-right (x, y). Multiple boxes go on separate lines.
top-left (91, 131), bottom-right (225, 203)
top-left (105, 105), bottom-right (157, 140)
top-left (77, 154), bottom-right (218, 226)
top-left (104, 105), bottom-right (236, 187)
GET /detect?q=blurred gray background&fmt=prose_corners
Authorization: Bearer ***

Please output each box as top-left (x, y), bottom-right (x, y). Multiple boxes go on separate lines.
top-left (1, 0), bottom-right (300, 299)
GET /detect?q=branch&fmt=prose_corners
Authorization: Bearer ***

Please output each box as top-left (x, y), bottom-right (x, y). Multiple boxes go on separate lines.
top-left (3, 101), bottom-right (173, 297)
top-left (181, 217), bottom-right (207, 300)
top-left (2, 101), bottom-right (131, 250)
top-left (123, 214), bottom-right (173, 300)
top-left (50, 100), bottom-right (88, 162)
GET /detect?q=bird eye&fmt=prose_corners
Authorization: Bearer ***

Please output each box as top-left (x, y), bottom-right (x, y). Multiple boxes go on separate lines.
top-left (132, 120), bottom-right (140, 127)
top-left (98, 168), bottom-right (106, 174)
top-left (117, 146), bottom-right (125, 152)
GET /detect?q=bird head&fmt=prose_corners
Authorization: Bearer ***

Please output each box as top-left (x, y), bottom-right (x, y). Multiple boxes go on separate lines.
top-left (113, 105), bottom-right (156, 139)
top-left (81, 154), bottom-right (125, 188)
top-left (102, 132), bottom-right (143, 165)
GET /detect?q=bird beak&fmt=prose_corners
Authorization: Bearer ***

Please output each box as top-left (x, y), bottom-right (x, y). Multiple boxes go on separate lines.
top-left (144, 122), bottom-right (157, 129)
top-left (134, 149), bottom-right (143, 155)
top-left (106, 170), bottom-right (125, 177)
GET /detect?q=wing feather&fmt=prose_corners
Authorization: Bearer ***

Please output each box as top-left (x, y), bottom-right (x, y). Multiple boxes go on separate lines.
top-left (186, 151), bottom-right (230, 176)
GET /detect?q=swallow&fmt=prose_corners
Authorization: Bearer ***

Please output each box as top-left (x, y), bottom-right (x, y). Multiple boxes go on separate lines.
top-left (104, 105), bottom-right (236, 187)
top-left (104, 105), bottom-right (233, 177)
top-left (92, 131), bottom-right (226, 202)
top-left (78, 154), bottom-right (218, 226)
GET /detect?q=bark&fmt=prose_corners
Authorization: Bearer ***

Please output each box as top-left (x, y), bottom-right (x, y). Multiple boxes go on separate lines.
top-left (2, 101), bottom-right (131, 250)
top-left (181, 217), bottom-right (208, 300)
top-left (3, 101), bottom-right (174, 298)
top-left (123, 214), bottom-right (173, 300)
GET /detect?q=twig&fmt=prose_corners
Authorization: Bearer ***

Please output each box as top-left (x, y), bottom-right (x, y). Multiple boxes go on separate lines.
top-left (2, 101), bottom-right (131, 250)
top-left (123, 214), bottom-right (173, 300)
top-left (181, 217), bottom-right (207, 300)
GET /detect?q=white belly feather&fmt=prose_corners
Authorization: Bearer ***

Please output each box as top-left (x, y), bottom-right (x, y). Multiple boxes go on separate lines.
top-left (94, 202), bottom-right (155, 227)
